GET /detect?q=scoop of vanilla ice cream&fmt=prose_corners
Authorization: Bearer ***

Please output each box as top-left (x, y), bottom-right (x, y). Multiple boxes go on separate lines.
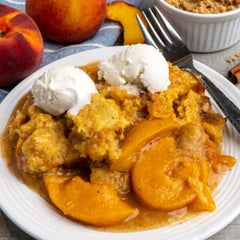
top-left (32, 66), bottom-right (97, 116)
top-left (98, 44), bottom-right (170, 94)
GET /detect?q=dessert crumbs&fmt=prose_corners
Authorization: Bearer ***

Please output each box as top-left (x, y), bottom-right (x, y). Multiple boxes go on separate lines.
top-left (166, 0), bottom-right (240, 14)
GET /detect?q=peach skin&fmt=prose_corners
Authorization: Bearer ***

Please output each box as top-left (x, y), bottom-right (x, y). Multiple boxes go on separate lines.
top-left (0, 4), bottom-right (43, 87)
top-left (26, 0), bottom-right (107, 43)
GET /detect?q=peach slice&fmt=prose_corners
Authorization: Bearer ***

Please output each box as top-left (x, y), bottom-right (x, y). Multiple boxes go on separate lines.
top-left (44, 175), bottom-right (138, 226)
top-left (110, 119), bottom-right (181, 171)
top-left (198, 157), bottom-right (210, 185)
top-left (106, 1), bottom-right (147, 45)
top-left (188, 177), bottom-right (216, 212)
top-left (132, 137), bottom-right (199, 211)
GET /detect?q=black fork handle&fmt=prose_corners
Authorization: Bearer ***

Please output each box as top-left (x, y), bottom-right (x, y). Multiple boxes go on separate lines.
top-left (185, 67), bottom-right (240, 134)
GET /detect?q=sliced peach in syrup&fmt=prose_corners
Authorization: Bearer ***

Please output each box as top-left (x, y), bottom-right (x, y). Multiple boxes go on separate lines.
top-left (110, 119), bottom-right (181, 171)
top-left (132, 137), bottom-right (199, 211)
top-left (207, 149), bottom-right (236, 173)
top-left (188, 177), bottom-right (216, 212)
top-left (44, 175), bottom-right (138, 226)
top-left (106, 1), bottom-right (147, 45)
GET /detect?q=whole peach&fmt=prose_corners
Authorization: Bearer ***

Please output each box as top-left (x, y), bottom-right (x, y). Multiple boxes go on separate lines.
top-left (0, 4), bottom-right (43, 87)
top-left (26, 0), bottom-right (107, 43)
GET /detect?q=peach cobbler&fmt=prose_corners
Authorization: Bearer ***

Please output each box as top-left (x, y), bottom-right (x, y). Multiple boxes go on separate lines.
top-left (1, 45), bottom-right (236, 231)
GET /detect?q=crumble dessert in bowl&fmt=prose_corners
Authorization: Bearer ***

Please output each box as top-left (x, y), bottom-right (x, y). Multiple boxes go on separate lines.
top-left (157, 0), bottom-right (240, 52)
top-left (0, 44), bottom-right (237, 234)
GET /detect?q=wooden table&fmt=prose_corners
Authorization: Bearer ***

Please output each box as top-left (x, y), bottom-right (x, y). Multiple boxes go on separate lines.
top-left (1, 40), bottom-right (240, 240)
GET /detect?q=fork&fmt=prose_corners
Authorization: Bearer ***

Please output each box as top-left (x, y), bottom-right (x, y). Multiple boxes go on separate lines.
top-left (136, 5), bottom-right (240, 134)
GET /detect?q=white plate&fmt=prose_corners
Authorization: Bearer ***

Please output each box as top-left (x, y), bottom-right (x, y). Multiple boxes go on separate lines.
top-left (0, 46), bottom-right (240, 240)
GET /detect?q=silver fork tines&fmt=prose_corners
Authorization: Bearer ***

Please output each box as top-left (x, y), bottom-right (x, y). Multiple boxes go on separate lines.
top-left (145, 9), bottom-right (172, 48)
top-left (151, 6), bottom-right (183, 46)
top-left (136, 5), bottom-right (240, 134)
top-left (137, 7), bottom-right (191, 64)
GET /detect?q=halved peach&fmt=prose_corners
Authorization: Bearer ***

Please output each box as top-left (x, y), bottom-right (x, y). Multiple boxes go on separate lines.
top-left (206, 149), bottom-right (236, 173)
top-left (111, 119), bottom-right (181, 171)
top-left (44, 175), bottom-right (138, 226)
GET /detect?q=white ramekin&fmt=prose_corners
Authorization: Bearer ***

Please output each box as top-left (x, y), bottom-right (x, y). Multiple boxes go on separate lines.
top-left (157, 0), bottom-right (240, 53)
